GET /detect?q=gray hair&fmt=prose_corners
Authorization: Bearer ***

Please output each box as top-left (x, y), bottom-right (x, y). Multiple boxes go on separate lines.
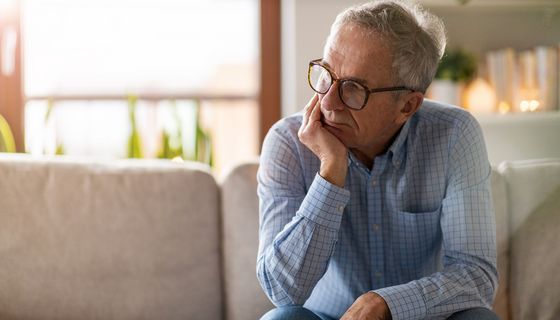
top-left (327, 0), bottom-right (446, 93)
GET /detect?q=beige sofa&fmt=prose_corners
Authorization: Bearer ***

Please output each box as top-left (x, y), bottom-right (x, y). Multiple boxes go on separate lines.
top-left (0, 153), bottom-right (559, 320)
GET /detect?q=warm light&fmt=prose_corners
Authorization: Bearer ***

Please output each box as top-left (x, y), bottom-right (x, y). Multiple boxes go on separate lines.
top-left (529, 100), bottom-right (540, 112)
top-left (171, 156), bottom-right (184, 163)
top-left (464, 78), bottom-right (496, 114)
top-left (498, 101), bottom-right (511, 114)
top-left (518, 84), bottom-right (540, 113)
top-left (519, 100), bottom-right (540, 112)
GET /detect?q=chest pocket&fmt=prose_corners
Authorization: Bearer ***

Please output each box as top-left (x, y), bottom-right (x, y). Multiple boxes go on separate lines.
top-left (388, 208), bottom-right (442, 280)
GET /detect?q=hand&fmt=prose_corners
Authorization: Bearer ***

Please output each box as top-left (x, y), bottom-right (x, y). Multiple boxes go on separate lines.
top-left (341, 292), bottom-right (392, 320)
top-left (298, 94), bottom-right (348, 187)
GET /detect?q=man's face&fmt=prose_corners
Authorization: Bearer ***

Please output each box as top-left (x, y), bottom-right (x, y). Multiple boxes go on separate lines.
top-left (319, 24), bottom-right (412, 157)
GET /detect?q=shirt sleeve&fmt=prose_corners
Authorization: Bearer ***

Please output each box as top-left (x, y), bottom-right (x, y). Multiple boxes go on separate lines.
top-left (374, 116), bottom-right (498, 319)
top-left (256, 125), bottom-right (350, 306)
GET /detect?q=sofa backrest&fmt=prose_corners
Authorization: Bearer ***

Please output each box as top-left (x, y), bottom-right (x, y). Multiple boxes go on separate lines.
top-left (0, 154), bottom-right (222, 320)
top-left (479, 113), bottom-right (560, 165)
top-left (498, 159), bottom-right (560, 320)
top-left (221, 162), bottom-right (273, 320)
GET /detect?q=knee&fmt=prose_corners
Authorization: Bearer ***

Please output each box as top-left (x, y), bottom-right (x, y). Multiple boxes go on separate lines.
top-left (448, 307), bottom-right (500, 320)
top-left (260, 306), bottom-right (322, 320)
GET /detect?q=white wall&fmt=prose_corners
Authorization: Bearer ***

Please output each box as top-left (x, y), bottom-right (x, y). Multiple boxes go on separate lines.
top-left (281, 0), bottom-right (560, 117)
top-left (281, 0), bottom-right (353, 116)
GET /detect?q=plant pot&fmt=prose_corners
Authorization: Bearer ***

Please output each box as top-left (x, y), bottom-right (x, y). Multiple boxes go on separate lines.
top-left (427, 79), bottom-right (464, 107)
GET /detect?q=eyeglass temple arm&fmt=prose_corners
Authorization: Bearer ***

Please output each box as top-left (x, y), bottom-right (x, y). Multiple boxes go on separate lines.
top-left (368, 86), bottom-right (415, 93)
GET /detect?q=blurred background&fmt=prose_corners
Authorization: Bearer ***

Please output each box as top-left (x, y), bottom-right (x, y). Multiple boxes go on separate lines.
top-left (1, 0), bottom-right (559, 175)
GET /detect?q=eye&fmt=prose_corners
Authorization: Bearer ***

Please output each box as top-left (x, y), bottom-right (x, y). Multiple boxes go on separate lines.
top-left (309, 64), bottom-right (332, 93)
top-left (341, 80), bottom-right (367, 109)
top-left (342, 80), bottom-right (363, 94)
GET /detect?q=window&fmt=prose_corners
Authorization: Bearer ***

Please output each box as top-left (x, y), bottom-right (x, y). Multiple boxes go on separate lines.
top-left (21, 0), bottom-right (259, 174)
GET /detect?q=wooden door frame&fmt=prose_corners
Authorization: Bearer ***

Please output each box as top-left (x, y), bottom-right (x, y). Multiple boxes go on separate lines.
top-left (259, 0), bottom-right (282, 150)
top-left (0, 1), bottom-right (24, 152)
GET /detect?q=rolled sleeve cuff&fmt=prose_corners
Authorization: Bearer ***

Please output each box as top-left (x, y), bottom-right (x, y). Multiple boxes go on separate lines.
top-left (297, 173), bottom-right (350, 230)
top-left (373, 282), bottom-right (427, 320)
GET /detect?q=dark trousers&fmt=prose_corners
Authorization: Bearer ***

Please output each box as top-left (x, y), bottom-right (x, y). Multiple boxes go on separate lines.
top-left (260, 305), bottom-right (500, 320)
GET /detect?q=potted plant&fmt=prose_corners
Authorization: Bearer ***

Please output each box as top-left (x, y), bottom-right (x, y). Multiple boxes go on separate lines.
top-left (428, 48), bottom-right (477, 106)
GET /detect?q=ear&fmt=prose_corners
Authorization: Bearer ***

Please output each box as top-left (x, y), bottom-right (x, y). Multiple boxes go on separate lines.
top-left (395, 91), bottom-right (423, 124)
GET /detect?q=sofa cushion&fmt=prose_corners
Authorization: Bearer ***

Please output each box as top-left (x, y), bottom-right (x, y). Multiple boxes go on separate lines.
top-left (0, 155), bottom-right (222, 320)
top-left (499, 158), bottom-right (560, 320)
top-left (221, 161), bottom-right (274, 320)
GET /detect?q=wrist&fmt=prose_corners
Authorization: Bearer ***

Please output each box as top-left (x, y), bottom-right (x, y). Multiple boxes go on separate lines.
top-left (370, 292), bottom-right (392, 320)
top-left (319, 158), bottom-right (347, 188)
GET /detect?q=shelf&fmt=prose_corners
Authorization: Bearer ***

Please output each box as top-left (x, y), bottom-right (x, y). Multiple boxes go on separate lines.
top-left (420, 0), bottom-right (560, 8)
top-left (474, 110), bottom-right (560, 124)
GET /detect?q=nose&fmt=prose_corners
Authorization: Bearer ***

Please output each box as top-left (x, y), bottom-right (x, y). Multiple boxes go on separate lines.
top-left (320, 80), bottom-right (346, 112)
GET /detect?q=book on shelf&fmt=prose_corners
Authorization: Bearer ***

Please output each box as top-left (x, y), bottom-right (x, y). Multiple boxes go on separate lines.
top-left (486, 45), bottom-right (559, 113)
top-left (486, 48), bottom-right (517, 112)
top-left (535, 46), bottom-right (558, 112)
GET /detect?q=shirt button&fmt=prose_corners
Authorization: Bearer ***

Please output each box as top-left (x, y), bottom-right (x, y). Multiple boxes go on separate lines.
top-left (372, 224), bottom-right (380, 231)
top-left (375, 272), bottom-right (383, 278)
top-left (371, 179), bottom-right (377, 187)
top-left (337, 205), bottom-right (344, 213)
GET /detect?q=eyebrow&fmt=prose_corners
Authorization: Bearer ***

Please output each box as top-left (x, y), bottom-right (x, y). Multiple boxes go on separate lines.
top-left (321, 59), bottom-right (371, 88)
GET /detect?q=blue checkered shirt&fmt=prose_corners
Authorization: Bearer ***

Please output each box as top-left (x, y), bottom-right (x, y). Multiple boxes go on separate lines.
top-left (256, 100), bottom-right (498, 320)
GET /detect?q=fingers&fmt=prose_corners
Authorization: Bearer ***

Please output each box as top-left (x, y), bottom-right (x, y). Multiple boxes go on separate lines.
top-left (301, 94), bottom-right (318, 129)
top-left (304, 94), bottom-right (318, 111)
top-left (309, 94), bottom-right (322, 123)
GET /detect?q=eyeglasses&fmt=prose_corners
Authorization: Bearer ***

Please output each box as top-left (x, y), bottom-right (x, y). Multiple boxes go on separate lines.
top-left (308, 58), bottom-right (414, 110)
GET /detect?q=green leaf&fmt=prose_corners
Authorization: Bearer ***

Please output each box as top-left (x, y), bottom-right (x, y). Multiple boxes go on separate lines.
top-left (127, 95), bottom-right (143, 158)
top-left (0, 114), bottom-right (16, 153)
top-left (435, 48), bottom-right (477, 83)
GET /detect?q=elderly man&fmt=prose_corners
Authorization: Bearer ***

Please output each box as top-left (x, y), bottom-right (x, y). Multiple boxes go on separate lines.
top-left (256, 1), bottom-right (498, 320)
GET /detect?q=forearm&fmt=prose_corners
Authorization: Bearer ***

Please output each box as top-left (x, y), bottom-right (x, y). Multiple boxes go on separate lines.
top-left (257, 173), bottom-right (350, 305)
top-left (374, 260), bottom-right (497, 320)
top-left (257, 217), bottom-right (339, 305)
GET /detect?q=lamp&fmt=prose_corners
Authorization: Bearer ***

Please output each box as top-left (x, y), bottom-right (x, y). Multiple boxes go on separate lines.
top-left (464, 77), bottom-right (496, 114)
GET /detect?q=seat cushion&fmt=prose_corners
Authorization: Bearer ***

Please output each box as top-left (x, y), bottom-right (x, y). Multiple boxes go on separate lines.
top-left (0, 155), bottom-right (222, 320)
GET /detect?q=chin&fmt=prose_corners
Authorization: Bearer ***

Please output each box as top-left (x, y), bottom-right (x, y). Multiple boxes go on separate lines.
top-left (325, 125), bottom-right (355, 147)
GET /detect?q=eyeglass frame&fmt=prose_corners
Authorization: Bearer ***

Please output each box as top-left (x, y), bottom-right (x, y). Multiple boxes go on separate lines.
top-left (307, 58), bottom-right (415, 110)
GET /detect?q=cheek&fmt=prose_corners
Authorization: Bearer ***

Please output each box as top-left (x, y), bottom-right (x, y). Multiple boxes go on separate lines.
top-left (351, 111), bottom-right (376, 135)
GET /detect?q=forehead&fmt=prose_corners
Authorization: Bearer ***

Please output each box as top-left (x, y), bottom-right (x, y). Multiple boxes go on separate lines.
top-left (323, 24), bottom-right (393, 85)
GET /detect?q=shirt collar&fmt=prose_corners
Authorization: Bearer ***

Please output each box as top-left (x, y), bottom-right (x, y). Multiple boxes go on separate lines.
top-left (387, 118), bottom-right (411, 169)
top-left (346, 118), bottom-right (411, 171)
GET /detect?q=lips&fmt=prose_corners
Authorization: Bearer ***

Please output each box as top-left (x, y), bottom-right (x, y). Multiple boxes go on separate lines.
top-left (323, 118), bottom-right (346, 128)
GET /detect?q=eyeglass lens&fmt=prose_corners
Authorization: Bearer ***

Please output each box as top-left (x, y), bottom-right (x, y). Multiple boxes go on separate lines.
top-left (309, 64), bottom-right (366, 109)
top-left (309, 64), bottom-right (331, 94)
